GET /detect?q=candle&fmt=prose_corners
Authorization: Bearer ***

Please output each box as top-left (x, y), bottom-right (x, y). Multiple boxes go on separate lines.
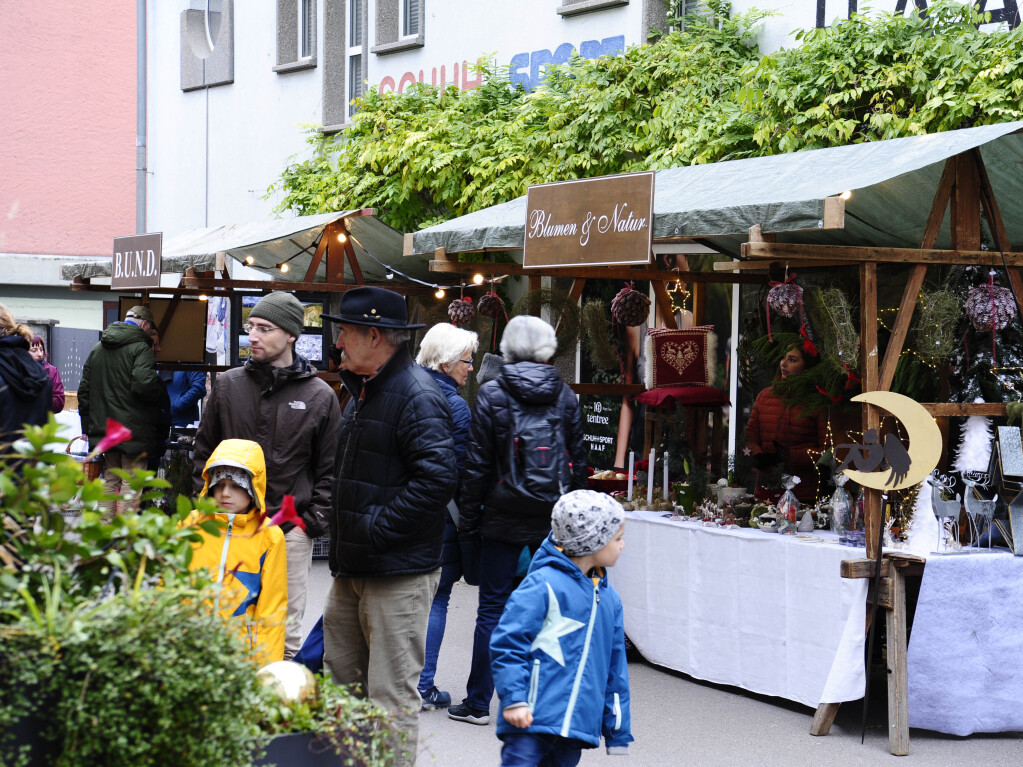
top-left (663, 452), bottom-right (669, 499)
top-left (647, 448), bottom-right (655, 507)
top-left (627, 452), bottom-right (634, 500)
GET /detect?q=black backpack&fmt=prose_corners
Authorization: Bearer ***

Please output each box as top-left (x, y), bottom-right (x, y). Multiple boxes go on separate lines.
top-left (490, 388), bottom-right (570, 516)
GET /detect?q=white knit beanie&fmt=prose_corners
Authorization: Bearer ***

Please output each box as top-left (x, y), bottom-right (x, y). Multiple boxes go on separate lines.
top-left (551, 490), bottom-right (625, 556)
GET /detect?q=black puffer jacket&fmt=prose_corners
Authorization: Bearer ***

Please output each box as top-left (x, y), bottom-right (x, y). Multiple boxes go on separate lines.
top-left (0, 334), bottom-right (52, 452)
top-left (330, 346), bottom-right (456, 577)
top-left (459, 361), bottom-right (588, 546)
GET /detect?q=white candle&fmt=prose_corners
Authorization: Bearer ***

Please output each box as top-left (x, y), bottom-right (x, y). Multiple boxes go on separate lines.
top-left (663, 452), bottom-right (669, 499)
top-left (627, 452), bottom-right (634, 500)
top-left (647, 448), bottom-right (655, 507)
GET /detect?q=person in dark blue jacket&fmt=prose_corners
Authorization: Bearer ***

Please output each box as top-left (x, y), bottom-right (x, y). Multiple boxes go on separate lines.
top-left (414, 322), bottom-right (479, 711)
top-left (161, 370), bottom-right (207, 427)
top-left (450, 316), bottom-right (588, 727)
top-left (491, 489), bottom-right (633, 765)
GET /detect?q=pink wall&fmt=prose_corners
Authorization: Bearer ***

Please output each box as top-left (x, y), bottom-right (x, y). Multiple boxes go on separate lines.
top-left (0, 3), bottom-right (137, 257)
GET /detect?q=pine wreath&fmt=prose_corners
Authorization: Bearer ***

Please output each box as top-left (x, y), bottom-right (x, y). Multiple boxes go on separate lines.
top-left (511, 288), bottom-right (581, 359)
top-left (581, 299), bottom-right (619, 371)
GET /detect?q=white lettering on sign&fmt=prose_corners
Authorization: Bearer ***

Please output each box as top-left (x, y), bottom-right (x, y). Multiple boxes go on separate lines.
top-left (530, 204), bottom-right (648, 248)
top-left (587, 414), bottom-right (610, 425)
top-left (113, 249), bottom-right (159, 279)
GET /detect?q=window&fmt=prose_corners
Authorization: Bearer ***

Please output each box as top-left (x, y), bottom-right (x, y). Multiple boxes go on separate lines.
top-left (347, 0), bottom-right (365, 118)
top-left (400, 0), bottom-right (420, 37)
top-left (299, 0), bottom-right (314, 58)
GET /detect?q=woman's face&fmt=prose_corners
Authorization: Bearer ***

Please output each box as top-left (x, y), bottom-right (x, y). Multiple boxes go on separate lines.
top-left (29, 342), bottom-right (45, 362)
top-left (443, 349), bottom-right (474, 387)
top-left (779, 347), bottom-right (805, 380)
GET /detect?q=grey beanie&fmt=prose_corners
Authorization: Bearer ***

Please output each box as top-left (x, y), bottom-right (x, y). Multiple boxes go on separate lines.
top-left (551, 489), bottom-right (625, 556)
top-left (250, 292), bottom-right (304, 338)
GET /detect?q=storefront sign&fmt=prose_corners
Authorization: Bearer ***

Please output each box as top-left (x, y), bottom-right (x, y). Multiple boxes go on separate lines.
top-left (111, 233), bottom-right (163, 289)
top-left (523, 171), bottom-right (654, 268)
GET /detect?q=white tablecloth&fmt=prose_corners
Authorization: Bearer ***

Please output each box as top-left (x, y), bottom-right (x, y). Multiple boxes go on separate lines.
top-left (907, 550), bottom-right (1023, 735)
top-left (607, 511), bottom-right (867, 708)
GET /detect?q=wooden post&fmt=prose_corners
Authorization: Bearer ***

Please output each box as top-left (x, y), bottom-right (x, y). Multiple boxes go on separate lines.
top-left (860, 262), bottom-right (882, 559)
top-left (886, 564), bottom-right (910, 755)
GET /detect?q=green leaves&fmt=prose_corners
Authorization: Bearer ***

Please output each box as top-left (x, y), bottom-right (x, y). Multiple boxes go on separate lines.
top-left (270, 0), bottom-right (1023, 233)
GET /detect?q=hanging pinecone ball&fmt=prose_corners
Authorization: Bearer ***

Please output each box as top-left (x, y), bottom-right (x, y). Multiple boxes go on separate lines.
top-left (477, 292), bottom-right (505, 320)
top-left (448, 296), bottom-right (475, 325)
top-left (767, 280), bottom-right (803, 318)
top-left (611, 283), bottom-right (651, 326)
top-left (965, 284), bottom-right (1016, 331)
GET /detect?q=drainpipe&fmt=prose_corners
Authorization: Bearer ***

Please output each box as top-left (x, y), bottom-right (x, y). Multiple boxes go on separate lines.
top-left (136, 0), bottom-right (147, 233)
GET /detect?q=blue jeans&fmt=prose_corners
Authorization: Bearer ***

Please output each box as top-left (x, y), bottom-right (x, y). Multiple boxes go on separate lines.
top-left (465, 537), bottom-right (535, 710)
top-left (500, 733), bottom-right (583, 767)
top-left (418, 517), bottom-right (462, 693)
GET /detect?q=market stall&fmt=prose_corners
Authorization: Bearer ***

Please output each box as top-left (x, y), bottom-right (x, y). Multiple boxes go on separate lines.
top-left (406, 121), bottom-right (1023, 753)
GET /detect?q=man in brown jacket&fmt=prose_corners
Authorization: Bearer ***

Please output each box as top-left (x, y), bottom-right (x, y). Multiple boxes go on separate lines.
top-left (193, 292), bottom-right (341, 658)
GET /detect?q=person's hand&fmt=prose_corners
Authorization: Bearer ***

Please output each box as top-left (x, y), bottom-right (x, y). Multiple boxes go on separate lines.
top-left (503, 706), bottom-right (533, 728)
top-left (753, 452), bottom-right (779, 471)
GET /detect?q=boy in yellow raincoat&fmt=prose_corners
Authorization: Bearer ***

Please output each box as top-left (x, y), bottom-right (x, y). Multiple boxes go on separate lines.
top-left (186, 438), bottom-right (287, 665)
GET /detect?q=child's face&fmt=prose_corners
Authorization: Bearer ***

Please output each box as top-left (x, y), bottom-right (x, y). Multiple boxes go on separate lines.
top-left (212, 477), bottom-right (252, 514)
top-left (592, 523), bottom-right (625, 569)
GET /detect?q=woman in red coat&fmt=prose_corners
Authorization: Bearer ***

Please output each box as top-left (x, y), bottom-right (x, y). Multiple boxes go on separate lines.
top-left (745, 342), bottom-right (827, 503)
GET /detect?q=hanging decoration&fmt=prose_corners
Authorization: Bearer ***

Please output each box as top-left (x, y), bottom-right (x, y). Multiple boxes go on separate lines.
top-left (808, 285), bottom-right (859, 370)
top-left (611, 283), bottom-right (651, 327)
top-left (448, 296), bottom-right (475, 326)
top-left (477, 291), bottom-right (506, 320)
top-left (766, 271), bottom-right (803, 341)
top-left (965, 273), bottom-right (1016, 332)
top-left (913, 286), bottom-right (960, 364)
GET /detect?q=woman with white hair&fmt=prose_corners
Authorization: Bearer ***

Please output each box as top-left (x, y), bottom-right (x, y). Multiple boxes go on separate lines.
top-left (414, 322), bottom-right (479, 711)
top-left (447, 315), bottom-right (588, 726)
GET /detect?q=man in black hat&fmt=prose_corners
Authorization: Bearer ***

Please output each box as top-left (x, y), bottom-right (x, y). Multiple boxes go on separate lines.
top-left (322, 286), bottom-right (456, 767)
top-left (79, 304), bottom-right (164, 512)
top-left (193, 291), bottom-right (341, 659)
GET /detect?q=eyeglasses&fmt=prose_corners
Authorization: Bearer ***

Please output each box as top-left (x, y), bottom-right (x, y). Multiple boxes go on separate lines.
top-left (243, 322), bottom-right (282, 336)
top-left (459, 358), bottom-right (474, 367)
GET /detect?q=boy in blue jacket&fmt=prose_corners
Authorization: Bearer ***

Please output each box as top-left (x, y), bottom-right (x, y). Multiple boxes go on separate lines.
top-left (490, 490), bottom-right (633, 766)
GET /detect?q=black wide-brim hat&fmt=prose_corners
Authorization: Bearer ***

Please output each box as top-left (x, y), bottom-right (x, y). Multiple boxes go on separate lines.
top-left (321, 286), bottom-right (426, 330)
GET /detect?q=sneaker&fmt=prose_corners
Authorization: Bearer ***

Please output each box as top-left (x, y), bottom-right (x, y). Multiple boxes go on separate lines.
top-left (447, 702), bottom-right (490, 725)
top-left (420, 687), bottom-right (451, 711)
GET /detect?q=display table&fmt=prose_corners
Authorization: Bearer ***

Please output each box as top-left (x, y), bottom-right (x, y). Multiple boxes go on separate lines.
top-left (607, 511), bottom-right (867, 709)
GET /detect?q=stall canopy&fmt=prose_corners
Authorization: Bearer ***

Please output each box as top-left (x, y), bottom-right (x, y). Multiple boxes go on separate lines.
top-left (62, 210), bottom-right (434, 284)
top-left (405, 121), bottom-right (1023, 258)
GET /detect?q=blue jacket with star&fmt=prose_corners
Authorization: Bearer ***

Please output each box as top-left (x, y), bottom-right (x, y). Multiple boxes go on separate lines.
top-left (490, 535), bottom-right (633, 753)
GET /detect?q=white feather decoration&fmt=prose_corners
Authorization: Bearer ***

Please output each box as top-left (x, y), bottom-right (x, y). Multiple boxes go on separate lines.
top-left (953, 403), bottom-right (993, 475)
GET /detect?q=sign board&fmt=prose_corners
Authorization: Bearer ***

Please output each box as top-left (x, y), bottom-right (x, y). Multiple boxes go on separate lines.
top-left (112, 233), bottom-right (163, 290)
top-left (523, 171), bottom-right (654, 268)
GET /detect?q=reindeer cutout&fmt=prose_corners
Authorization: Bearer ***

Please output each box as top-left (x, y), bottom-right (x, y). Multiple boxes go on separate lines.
top-left (926, 472), bottom-right (961, 552)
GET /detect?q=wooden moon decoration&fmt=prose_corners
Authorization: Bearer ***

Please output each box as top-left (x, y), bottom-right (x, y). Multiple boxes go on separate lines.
top-left (842, 391), bottom-right (942, 490)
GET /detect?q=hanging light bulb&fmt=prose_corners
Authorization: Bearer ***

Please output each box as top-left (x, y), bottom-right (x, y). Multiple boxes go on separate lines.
top-left (840, 190), bottom-right (852, 200)
top-left (337, 231), bottom-right (348, 243)
top-left (472, 273), bottom-right (484, 285)
top-left (385, 269), bottom-right (394, 280)
top-left (245, 255), bottom-right (255, 265)
top-left (280, 263), bottom-right (290, 274)
top-left (198, 294), bottom-right (209, 301)
top-left (435, 288), bottom-right (446, 299)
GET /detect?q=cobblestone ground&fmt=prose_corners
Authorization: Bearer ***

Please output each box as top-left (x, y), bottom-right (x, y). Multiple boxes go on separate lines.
top-left (304, 561), bottom-right (1020, 767)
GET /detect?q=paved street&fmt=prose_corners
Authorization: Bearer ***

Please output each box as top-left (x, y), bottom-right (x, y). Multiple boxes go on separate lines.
top-left (304, 561), bottom-right (1020, 766)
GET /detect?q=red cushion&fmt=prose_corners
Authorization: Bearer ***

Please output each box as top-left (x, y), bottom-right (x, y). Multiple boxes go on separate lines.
top-left (634, 386), bottom-right (730, 409)
top-left (647, 327), bottom-right (717, 388)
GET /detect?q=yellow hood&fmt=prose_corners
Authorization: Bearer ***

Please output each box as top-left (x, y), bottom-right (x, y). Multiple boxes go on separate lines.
top-left (201, 438), bottom-right (268, 514)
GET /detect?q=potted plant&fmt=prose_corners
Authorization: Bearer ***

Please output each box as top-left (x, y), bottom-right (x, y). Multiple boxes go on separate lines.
top-left (1, 419), bottom-right (397, 767)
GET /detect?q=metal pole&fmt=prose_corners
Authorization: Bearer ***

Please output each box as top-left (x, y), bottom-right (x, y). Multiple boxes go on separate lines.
top-left (136, 0), bottom-right (147, 233)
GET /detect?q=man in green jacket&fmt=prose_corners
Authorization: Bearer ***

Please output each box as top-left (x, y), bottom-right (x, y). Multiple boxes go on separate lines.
top-left (79, 305), bottom-right (165, 512)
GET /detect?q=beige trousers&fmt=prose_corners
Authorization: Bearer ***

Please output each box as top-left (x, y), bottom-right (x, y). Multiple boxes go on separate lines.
top-left (283, 526), bottom-right (313, 660)
top-left (101, 453), bottom-right (148, 513)
top-left (322, 569), bottom-right (440, 767)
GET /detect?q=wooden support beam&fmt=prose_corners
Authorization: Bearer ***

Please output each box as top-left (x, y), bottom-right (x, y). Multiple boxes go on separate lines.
top-left (714, 259), bottom-right (855, 272)
top-left (302, 227), bottom-right (331, 283)
top-left (953, 152), bottom-right (982, 250)
top-left (886, 566), bottom-right (910, 755)
top-left (428, 259), bottom-right (767, 284)
top-left (342, 231), bottom-right (365, 284)
top-left (177, 276), bottom-right (436, 295)
top-left (156, 295), bottom-right (182, 338)
top-left (841, 558), bottom-right (892, 579)
top-left (922, 402), bottom-right (1008, 417)
top-left (568, 383), bottom-right (646, 396)
top-left (651, 281), bottom-right (679, 329)
top-left (919, 160), bottom-right (956, 250)
top-left (742, 242), bottom-right (1023, 265)
top-left (878, 265), bottom-right (927, 391)
top-left (556, 279), bottom-right (586, 335)
top-left (860, 262), bottom-right (883, 560)
top-left (810, 703), bottom-right (840, 736)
